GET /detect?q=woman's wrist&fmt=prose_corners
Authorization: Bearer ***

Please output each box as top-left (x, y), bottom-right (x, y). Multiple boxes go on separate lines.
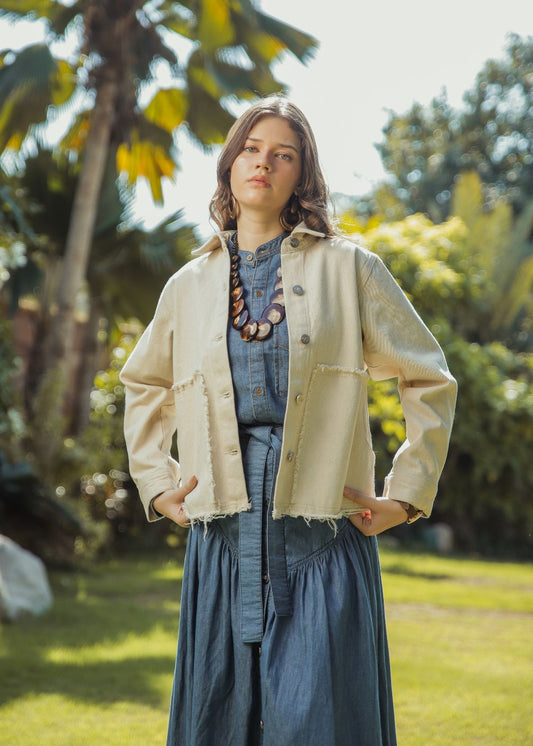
top-left (150, 494), bottom-right (165, 518)
top-left (393, 500), bottom-right (423, 524)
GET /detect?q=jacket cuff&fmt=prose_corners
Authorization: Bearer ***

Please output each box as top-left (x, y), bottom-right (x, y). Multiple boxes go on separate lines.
top-left (383, 474), bottom-right (432, 519)
top-left (137, 475), bottom-right (179, 521)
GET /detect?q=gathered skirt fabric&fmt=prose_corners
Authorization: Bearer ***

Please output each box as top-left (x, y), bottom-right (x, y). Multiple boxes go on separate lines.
top-left (167, 512), bottom-right (396, 746)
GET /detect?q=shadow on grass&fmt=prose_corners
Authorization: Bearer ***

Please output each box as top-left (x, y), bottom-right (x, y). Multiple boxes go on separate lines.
top-left (0, 654), bottom-right (176, 708)
top-left (383, 563), bottom-right (451, 581)
top-left (0, 554), bottom-right (184, 708)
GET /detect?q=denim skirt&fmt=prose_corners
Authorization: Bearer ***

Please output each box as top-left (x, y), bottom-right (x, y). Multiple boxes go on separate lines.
top-left (165, 426), bottom-right (396, 746)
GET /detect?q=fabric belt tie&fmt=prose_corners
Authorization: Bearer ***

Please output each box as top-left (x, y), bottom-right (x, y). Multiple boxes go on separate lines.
top-left (239, 424), bottom-right (292, 643)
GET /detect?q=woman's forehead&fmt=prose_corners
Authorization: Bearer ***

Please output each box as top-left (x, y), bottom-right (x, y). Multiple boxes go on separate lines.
top-left (245, 116), bottom-right (300, 148)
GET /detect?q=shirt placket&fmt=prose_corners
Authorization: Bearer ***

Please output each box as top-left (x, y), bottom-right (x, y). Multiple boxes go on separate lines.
top-left (237, 244), bottom-right (291, 644)
top-left (246, 251), bottom-right (272, 423)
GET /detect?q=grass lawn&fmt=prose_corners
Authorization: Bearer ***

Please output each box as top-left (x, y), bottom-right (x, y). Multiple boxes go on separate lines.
top-left (1, 546), bottom-right (532, 745)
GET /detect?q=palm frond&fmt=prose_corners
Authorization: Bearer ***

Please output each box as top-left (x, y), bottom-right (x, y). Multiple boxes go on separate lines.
top-left (0, 0), bottom-right (62, 23)
top-left (116, 119), bottom-right (177, 204)
top-left (185, 76), bottom-right (235, 146)
top-left (143, 86), bottom-right (188, 134)
top-left (0, 45), bottom-right (76, 154)
top-left (196, 0), bottom-right (235, 53)
top-left (252, 11), bottom-right (318, 64)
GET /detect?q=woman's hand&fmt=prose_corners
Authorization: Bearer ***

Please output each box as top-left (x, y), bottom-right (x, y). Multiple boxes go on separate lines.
top-left (343, 486), bottom-right (408, 536)
top-left (152, 476), bottom-right (198, 528)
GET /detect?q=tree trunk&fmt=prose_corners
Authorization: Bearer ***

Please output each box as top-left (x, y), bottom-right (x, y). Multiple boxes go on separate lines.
top-left (45, 72), bottom-right (118, 383)
top-left (73, 295), bottom-right (105, 434)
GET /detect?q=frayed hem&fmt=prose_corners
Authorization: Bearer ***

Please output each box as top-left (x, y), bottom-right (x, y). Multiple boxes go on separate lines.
top-left (272, 508), bottom-right (367, 528)
top-left (186, 504), bottom-right (251, 537)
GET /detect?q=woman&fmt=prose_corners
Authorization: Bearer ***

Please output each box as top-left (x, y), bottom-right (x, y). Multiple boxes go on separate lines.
top-left (120, 97), bottom-right (457, 745)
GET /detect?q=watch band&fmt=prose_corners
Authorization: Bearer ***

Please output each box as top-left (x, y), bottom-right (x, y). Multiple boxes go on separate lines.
top-left (397, 501), bottom-right (424, 524)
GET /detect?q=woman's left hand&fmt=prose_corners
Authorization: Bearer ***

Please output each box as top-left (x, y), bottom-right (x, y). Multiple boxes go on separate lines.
top-left (343, 486), bottom-right (408, 536)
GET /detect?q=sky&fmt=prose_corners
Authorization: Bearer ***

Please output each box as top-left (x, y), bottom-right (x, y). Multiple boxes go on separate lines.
top-left (1, 0), bottom-right (533, 239)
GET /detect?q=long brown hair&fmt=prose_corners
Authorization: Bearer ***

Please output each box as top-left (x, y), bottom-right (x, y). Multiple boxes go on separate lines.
top-left (209, 96), bottom-right (334, 236)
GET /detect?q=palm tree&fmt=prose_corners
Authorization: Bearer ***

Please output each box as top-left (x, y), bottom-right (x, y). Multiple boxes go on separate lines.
top-left (451, 171), bottom-right (533, 350)
top-left (3, 146), bottom-right (196, 431)
top-left (0, 0), bottom-right (317, 420)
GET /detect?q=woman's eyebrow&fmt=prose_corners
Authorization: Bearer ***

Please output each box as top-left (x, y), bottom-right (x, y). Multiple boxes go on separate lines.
top-left (246, 136), bottom-right (300, 153)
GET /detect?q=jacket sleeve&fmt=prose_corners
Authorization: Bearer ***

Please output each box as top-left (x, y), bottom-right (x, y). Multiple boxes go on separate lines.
top-left (360, 254), bottom-right (457, 518)
top-left (119, 285), bottom-right (180, 521)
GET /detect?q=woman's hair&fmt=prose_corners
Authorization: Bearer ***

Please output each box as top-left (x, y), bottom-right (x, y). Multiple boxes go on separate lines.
top-left (209, 96), bottom-right (334, 236)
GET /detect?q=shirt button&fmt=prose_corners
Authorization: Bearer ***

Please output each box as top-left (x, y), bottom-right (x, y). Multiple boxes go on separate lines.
top-left (259, 720), bottom-right (264, 731)
top-left (256, 290), bottom-right (263, 298)
top-left (289, 237), bottom-right (299, 247)
top-left (262, 573), bottom-right (269, 583)
top-left (292, 284), bottom-right (304, 295)
top-left (300, 334), bottom-right (310, 344)
top-left (295, 393), bottom-right (303, 403)
top-left (255, 387), bottom-right (263, 396)
top-left (287, 451), bottom-right (294, 462)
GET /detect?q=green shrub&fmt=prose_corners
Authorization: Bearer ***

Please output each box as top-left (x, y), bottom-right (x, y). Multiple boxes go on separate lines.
top-left (357, 211), bottom-right (533, 557)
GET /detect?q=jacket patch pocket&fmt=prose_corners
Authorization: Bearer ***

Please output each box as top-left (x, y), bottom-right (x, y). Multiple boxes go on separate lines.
top-left (171, 372), bottom-right (215, 500)
top-left (292, 365), bottom-right (368, 514)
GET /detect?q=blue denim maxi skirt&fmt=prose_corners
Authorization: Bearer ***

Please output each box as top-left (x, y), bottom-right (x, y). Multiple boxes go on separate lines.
top-left (166, 426), bottom-right (396, 746)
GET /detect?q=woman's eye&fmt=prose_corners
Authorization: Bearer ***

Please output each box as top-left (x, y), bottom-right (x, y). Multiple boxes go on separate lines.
top-left (277, 152), bottom-right (292, 161)
top-left (244, 145), bottom-right (257, 152)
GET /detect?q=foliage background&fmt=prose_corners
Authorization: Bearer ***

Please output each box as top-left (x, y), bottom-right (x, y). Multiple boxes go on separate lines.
top-left (0, 8), bottom-right (531, 561)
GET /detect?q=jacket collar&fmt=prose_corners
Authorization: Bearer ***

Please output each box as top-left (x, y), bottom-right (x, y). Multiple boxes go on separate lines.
top-left (191, 222), bottom-right (326, 257)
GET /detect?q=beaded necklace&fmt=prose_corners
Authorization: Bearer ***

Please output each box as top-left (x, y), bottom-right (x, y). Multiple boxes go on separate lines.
top-left (229, 233), bottom-right (285, 341)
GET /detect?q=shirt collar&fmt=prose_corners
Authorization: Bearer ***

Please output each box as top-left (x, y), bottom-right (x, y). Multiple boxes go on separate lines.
top-left (190, 221), bottom-right (326, 257)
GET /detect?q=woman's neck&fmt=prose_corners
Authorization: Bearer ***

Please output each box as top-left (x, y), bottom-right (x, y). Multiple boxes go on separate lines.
top-left (235, 215), bottom-right (284, 254)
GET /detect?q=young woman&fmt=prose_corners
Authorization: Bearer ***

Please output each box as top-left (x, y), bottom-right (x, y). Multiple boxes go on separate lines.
top-left (120, 97), bottom-right (457, 745)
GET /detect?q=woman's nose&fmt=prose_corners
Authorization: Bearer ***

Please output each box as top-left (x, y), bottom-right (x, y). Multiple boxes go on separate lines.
top-left (256, 153), bottom-right (271, 170)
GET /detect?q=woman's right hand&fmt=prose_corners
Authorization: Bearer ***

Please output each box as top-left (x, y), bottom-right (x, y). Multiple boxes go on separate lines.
top-left (152, 475), bottom-right (198, 527)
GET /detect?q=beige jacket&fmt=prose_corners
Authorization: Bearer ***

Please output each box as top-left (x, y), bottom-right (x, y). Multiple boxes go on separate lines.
top-left (120, 223), bottom-right (457, 524)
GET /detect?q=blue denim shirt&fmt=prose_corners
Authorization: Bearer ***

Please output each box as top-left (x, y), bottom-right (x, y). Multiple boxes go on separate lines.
top-left (222, 233), bottom-right (294, 642)
top-left (227, 232), bottom-right (288, 426)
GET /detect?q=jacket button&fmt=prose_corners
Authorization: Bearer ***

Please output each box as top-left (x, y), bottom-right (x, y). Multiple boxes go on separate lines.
top-left (246, 253), bottom-right (253, 261)
top-left (287, 451), bottom-right (294, 462)
top-left (300, 334), bottom-right (310, 344)
top-left (295, 393), bottom-right (303, 403)
top-left (289, 237), bottom-right (299, 247)
top-left (292, 284), bottom-right (304, 295)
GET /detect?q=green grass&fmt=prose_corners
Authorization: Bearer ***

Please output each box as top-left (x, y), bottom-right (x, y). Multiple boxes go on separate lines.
top-left (1, 548), bottom-right (532, 745)
top-left (380, 548), bottom-right (533, 745)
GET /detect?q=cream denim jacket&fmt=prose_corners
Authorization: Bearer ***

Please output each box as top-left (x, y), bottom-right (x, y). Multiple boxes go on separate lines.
top-left (120, 223), bottom-right (457, 524)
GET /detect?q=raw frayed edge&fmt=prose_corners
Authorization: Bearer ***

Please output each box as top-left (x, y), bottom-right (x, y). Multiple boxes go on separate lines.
top-left (275, 507), bottom-right (369, 535)
top-left (187, 503), bottom-right (251, 538)
top-left (301, 515), bottom-right (339, 535)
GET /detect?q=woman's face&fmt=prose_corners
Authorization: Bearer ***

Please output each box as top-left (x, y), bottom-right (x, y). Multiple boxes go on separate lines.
top-left (230, 116), bottom-right (302, 223)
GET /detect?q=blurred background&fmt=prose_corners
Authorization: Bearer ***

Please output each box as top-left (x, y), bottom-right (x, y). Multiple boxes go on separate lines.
top-left (1, 4), bottom-right (532, 745)
top-left (0, 0), bottom-right (532, 566)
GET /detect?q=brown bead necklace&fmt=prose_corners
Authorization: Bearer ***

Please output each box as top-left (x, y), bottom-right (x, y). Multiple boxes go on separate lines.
top-left (229, 233), bottom-right (286, 341)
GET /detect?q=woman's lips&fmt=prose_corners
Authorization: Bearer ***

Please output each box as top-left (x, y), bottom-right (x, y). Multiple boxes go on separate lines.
top-left (248, 177), bottom-right (270, 186)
